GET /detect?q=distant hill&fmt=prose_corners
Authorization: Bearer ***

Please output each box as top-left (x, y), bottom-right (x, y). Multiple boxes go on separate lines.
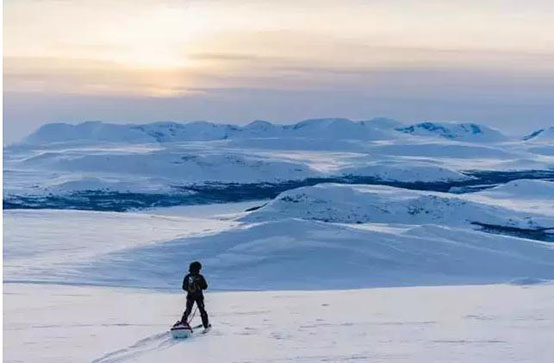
top-left (20, 118), bottom-right (516, 145)
top-left (395, 122), bottom-right (508, 142)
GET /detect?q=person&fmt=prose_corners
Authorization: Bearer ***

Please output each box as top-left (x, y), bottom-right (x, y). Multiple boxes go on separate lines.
top-left (179, 261), bottom-right (210, 329)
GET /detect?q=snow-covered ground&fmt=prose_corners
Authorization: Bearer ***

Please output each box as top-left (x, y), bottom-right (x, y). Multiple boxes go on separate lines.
top-left (5, 187), bottom-right (554, 290)
top-left (4, 118), bottom-right (554, 362)
top-left (4, 193), bottom-right (554, 362)
top-left (5, 283), bottom-right (554, 363)
top-left (4, 184), bottom-right (554, 361)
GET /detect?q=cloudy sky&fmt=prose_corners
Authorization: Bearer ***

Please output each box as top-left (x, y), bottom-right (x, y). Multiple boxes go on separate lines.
top-left (4, 0), bottom-right (554, 142)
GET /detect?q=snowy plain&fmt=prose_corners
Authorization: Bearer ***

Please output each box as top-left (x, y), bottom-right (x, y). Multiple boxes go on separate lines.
top-left (3, 118), bottom-right (554, 362)
top-left (4, 193), bottom-right (554, 362)
top-left (5, 283), bottom-right (554, 363)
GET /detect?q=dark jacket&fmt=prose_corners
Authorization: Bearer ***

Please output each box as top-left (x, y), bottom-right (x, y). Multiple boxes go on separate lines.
top-left (182, 273), bottom-right (208, 298)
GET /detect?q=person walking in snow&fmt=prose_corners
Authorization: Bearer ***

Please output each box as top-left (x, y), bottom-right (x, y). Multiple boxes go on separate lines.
top-left (179, 261), bottom-right (210, 329)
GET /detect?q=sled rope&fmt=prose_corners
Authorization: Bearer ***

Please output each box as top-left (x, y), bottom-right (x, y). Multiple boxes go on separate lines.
top-left (187, 305), bottom-right (198, 325)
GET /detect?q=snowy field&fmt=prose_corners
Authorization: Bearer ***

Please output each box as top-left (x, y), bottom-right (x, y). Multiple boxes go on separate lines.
top-left (3, 118), bottom-right (554, 362)
top-left (4, 196), bottom-right (554, 362)
top-left (5, 283), bottom-right (554, 363)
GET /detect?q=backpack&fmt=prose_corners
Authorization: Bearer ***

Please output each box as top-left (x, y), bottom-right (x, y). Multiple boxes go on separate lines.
top-left (187, 275), bottom-right (200, 293)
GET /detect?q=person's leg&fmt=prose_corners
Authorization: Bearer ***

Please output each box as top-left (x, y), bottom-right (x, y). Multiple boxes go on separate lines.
top-left (196, 297), bottom-right (210, 328)
top-left (180, 297), bottom-right (194, 324)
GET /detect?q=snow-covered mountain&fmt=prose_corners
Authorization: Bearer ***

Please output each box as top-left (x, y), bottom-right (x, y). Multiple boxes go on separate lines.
top-left (20, 118), bottom-right (406, 145)
top-left (475, 179), bottom-right (554, 200)
top-left (395, 122), bottom-right (508, 142)
top-left (5, 118), bottom-right (554, 211)
top-left (22, 120), bottom-right (234, 144)
top-left (19, 118), bottom-right (523, 146)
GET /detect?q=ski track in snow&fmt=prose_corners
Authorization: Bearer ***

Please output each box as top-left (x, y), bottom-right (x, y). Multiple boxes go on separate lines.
top-left (91, 331), bottom-right (175, 363)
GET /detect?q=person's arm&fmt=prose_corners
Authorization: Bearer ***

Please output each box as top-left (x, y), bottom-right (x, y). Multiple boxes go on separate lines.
top-left (200, 275), bottom-right (208, 290)
top-left (182, 274), bottom-right (189, 291)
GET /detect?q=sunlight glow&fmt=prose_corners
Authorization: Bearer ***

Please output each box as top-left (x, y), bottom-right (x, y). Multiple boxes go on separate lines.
top-left (4, 0), bottom-right (554, 97)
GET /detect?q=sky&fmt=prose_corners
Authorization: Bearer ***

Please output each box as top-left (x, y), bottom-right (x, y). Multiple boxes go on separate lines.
top-left (4, 0), bottom-right (554, 143)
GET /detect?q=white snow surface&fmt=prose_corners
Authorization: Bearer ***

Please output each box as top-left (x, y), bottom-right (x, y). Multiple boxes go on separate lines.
top-left (5, 283), bottom-right (554, 363)
top-left (395, 122), bottom-right (508, 142)
top-left (243, 183), bottom-right (554, 229)
top-left (4, 187), bottom-right (554, 361)
top-left (4, 188), bottom-right (554, 290)
top-left (466, 179), bottom-right (554, 216)
top-left (5, 118), bottom-right (554, 197)
top-left (4, 118), bottom-right (554, 362)
top-left (20, 118), bottom-right (406, 144)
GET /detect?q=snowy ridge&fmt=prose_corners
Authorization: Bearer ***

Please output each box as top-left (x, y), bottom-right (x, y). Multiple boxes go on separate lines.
top-left (18, 150), bottom-right (316, 184)
top-left (19, 118), bottom-right (518, 145)
top-left (465, 179), bottom-right (554, 216)
top-left (242, 184), bottom-right (553, 229)
top-left (339, 163), bottom-right (472, 182)
top-left (475, 179), bottom-right (554, 200)
top-left (395, 122), bottom-right (508, 142)
top-left (21, 118), bottom-right (405, 145)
